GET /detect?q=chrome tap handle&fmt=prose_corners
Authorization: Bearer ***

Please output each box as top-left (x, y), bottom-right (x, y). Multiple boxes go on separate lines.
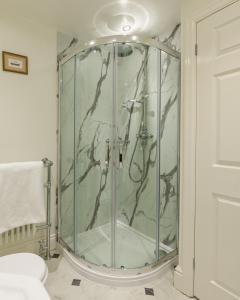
top-left (117, 137), bottom-right (129, 168)
top-left (119, 147), bottom-right (123, 168)
top-left (105, 139), bottom-right (110, 167)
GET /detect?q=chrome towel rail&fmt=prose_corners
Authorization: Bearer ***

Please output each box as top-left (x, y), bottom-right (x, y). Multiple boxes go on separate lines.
top-left (38, 157), bottom-right (53, 260)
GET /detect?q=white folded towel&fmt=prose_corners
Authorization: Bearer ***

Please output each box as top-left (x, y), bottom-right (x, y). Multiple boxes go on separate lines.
top-left (0, 161), bottom-right (46, 234)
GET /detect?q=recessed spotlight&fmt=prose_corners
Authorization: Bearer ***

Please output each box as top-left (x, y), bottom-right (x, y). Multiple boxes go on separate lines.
top-left (89, 40), bottom-right (95, 46)
top-left (122, 25), bottom-right (131, 32)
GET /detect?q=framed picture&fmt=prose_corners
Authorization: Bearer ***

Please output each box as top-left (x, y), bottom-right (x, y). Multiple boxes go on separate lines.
top-left (2, 51), bottom-right (28, 75)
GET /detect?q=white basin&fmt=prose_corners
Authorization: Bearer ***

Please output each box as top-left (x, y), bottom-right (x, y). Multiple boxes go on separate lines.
top-left (0, 272), bottom-right (51, 300)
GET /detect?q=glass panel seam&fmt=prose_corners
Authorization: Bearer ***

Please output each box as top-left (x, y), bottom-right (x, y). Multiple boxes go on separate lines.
top-left (176, 59), bottom-right (181, 251)
top-left (73, 55), bottom-right (77, 253)
top-left (58, 65), bottom-right (62, 242)
top-left (155, 49), bottom-right (161, 260)
top-left (111, 44), bottom-right (117, 268)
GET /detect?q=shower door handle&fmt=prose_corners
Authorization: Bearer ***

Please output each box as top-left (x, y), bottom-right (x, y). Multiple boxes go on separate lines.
top-left (105, 139), bottom-right (110, 168)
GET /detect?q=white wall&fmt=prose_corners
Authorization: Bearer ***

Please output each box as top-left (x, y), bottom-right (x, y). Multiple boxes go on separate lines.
top-left (0, 17), bottom-right (57, 235)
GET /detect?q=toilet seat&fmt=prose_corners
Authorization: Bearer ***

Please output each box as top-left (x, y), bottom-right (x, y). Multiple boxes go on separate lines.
top-left (0, 253), bottom-right (48, 283)
top-left (0, 272), bottom-right (51, 300)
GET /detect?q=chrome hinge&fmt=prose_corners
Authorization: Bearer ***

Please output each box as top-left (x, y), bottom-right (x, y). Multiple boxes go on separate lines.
top-left (195, 44), bottom-right (198, 56)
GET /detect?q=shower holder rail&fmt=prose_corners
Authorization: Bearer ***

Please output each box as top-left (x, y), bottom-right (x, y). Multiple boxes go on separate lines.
top-left (36, 157), bottom-right (53, 260)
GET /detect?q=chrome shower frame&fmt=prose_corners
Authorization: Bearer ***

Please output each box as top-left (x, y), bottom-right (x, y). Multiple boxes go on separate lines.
top-left (58, 35), bottom-right (180, 66)
top-left (57, 35), bottom-right (181, 278)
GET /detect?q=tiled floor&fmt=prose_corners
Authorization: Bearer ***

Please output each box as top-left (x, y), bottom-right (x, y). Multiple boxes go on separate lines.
top-left (45, 257), bottom-right (191, 300)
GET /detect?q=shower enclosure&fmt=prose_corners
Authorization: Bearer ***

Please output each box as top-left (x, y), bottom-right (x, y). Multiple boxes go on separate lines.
top-left (59, 37), bottom-right (180, 272)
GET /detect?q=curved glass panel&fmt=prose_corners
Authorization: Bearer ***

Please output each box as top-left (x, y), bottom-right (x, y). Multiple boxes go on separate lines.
top-left (59, 56), bottom-right (75, 250)
top-left (159, 52), bottom-right (180, 257)
top-left (74, 44), bottom-right (114, 267)
top-left (115, 43), bottom-right (160, 268)
top-left (59, 41), bottom-right (180, 270)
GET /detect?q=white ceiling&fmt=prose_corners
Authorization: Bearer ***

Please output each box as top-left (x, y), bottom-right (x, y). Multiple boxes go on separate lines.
top-left (0, 0), bottom-right (180, 43)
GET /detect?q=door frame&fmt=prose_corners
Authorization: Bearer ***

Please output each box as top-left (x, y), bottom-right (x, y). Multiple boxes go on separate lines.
top-left (174, 0), bottom-right (240, 297)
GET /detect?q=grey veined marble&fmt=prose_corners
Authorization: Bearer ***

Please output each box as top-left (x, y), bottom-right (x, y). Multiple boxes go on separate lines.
top-left (59, 24), bottom-right (180, 267)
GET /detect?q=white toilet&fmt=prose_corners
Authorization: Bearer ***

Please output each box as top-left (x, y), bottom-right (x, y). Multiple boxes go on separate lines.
top-left (0, 272), bottom-right (51, 300)
top-left (0, 253), bottom-right (48, 284)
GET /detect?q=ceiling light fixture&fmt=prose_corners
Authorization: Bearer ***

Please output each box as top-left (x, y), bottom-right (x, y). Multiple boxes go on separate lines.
top-left (89, 40), bottom-right (95, 46)
top-left (94, 2), bottom-right (149, 37)
top-left (122, 24), bottom-right (131, 32)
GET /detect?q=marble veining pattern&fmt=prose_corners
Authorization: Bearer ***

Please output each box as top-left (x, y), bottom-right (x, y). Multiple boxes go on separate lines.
top-left (116, 25), bottom-right (180, 249)
top-left (59, 24), bottom-right (180, 263)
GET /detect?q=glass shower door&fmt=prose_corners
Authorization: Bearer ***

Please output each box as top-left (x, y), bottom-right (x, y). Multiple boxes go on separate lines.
top-left (74, 44), bottom-right (114, 267)
top-left (114, 43), bottom-right (160, 268)
top-left (59, 41), bottom-right (180, 270)
top-left (159, 52), bottom-right (180, 255)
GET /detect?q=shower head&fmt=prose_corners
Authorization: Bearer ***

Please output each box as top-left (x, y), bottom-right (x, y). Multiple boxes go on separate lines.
top-left (117, 44), bottom-right (133, 57)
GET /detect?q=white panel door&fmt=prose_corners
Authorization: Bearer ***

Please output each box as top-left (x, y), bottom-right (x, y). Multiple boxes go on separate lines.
top-left (195, 2), bottom-right (240, 300)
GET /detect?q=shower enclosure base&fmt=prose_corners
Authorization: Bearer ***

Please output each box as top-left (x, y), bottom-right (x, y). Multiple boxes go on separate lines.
top-left (62, 247), bottom-right (177, 286)
top-left (60, 221), bottom-right (177, 286)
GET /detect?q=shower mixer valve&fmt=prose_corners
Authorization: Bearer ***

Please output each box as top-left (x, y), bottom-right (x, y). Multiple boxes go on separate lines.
top-left (137, 127), bottom-right (153, 146)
